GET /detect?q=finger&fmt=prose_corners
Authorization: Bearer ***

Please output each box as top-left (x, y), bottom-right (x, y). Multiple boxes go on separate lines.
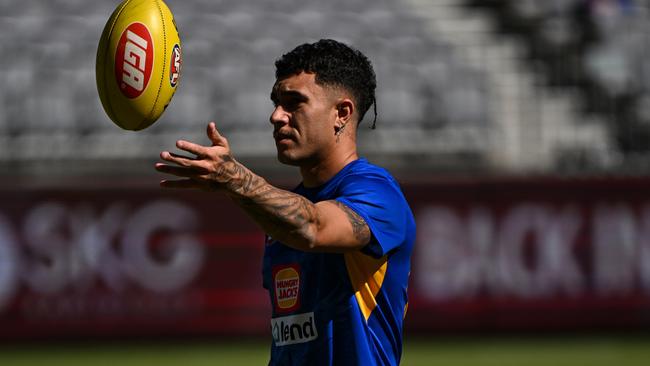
top-left (155, 163), bottom-right (209, 177)
top-left (207, 122), bottom-right (229, 147)
top-left (168, 152), bottom-right (197, 161)
top-left (160, 151), bottom-right (201, 167)
top-left (160, 178), bottom-right (204, 189)
top-left (176, 139), bottom-right (208, 157)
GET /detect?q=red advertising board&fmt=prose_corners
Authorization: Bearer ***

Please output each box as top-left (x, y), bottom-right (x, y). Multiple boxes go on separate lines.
top-left (407, 178), bottom-right (650, 332)
top-left (0, 189), bottom-right (269, 340)
top-left (1, 177), bottom-right (650, 339)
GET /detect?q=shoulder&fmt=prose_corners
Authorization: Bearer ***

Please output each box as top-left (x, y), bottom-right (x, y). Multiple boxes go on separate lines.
top-left (336, 159), bottom-right (404, 198)
top-left (344, 159), bottom-right (394, 179)
top-left (335, 159), bottom-right (412, 226)
top-left (336, 160), bottom-right (415, 258)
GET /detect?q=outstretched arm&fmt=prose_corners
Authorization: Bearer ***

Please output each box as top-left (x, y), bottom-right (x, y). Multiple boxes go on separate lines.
top-left (155, 122), bottom-right (371, 252)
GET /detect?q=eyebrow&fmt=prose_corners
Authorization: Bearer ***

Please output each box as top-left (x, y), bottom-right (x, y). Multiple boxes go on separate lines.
top-left (270, 87), bottom-right (308, 103)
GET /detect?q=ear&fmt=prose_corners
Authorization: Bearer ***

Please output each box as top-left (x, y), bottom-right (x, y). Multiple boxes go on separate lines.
top-left (334, 99), bottom-right (355, 129)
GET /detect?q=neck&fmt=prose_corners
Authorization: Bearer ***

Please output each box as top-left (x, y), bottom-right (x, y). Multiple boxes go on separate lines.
top-left (300, 145), bottom-right (358, 188)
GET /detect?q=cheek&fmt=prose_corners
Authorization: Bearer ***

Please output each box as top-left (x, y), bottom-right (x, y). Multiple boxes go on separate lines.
top-left (293, 108), bottom-right (334, 144)
top-left (306, 109), bottom-right (335, 135)
top-left (303, 122), bottom-right (330, 145)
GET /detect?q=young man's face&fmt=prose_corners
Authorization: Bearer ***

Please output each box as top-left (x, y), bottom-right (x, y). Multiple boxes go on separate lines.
top-left (269, 72), bottom-right (340, 166)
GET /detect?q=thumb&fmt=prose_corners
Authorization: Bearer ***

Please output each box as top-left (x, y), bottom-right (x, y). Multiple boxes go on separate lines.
top-left (207, 122), bottom-right (228, 147)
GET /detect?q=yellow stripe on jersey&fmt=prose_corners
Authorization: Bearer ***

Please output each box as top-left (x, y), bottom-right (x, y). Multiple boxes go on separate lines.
top-left (344, 251), bottom-right (388, 321)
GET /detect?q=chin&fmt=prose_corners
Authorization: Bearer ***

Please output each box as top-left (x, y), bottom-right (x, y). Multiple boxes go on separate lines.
top-left (276, 148), bottom-right (314, 167)
top-left (276, 151), bottom-right (300, 166)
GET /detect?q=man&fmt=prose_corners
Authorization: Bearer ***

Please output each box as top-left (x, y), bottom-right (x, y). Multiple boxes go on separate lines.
top-left (156, 39), bottom-right (416, 366)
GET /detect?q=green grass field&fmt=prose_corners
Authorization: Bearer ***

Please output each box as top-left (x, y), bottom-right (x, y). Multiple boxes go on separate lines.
top-left (1, 336), bottom-right (649, 365)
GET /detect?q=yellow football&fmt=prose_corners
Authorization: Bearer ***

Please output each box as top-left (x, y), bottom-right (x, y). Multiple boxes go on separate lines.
top-left (96, 0), bottom-right (182, 130)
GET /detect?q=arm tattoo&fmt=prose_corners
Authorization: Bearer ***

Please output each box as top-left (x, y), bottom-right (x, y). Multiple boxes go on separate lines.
top-left (329, 200), bottom-right (371, 245)
top-left (213, 155), bottom-right (371, 249)
top-left (213, 155), bottom-right (319, 248)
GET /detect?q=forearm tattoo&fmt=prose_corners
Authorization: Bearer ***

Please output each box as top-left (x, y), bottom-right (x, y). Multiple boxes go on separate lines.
top-left (215, 155), bottom-right (319, 247)
top-left (329, 200), bottom-right (371, 245)
top-left (213, 155), bottom-right (371, 249)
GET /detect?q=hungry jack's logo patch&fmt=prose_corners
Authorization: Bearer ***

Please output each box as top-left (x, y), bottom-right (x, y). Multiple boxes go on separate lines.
top-left (273, 264), bottom-right (300, 313)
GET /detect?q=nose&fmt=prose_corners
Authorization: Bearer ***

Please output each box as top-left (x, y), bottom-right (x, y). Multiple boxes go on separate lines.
top-left (270, 105), bottom-right (289, 126)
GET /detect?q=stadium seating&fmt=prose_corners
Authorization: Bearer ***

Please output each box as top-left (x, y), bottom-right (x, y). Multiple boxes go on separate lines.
top-left (0, 0), bottom-right (495, 174)
top-left (466, 0), bottom-right (650, 162)
top-left (1, 0), bottom-right (646, 176)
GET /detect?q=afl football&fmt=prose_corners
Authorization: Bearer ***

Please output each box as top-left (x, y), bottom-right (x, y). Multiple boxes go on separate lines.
top-left (96, 0), bottom-right (182, 130)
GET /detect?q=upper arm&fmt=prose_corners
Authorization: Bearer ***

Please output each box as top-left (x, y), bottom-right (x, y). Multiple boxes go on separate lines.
top-left (310, 200), bottom-right (371, 252)
top-left (310, 174), bottom-right (412, 257)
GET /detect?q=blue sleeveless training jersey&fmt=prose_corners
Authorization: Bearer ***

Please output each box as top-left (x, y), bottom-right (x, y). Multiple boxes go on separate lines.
top-left (262, 158), bottom-right (416, 366)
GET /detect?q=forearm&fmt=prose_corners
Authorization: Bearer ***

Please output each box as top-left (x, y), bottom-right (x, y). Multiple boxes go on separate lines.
top-left (218, 156), bottom-right (320, 250)
top-left (157, 132), bottom-right (370, 252)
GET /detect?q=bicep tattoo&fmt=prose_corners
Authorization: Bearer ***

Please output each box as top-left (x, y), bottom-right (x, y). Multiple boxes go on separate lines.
top-left (330, 200), bottom-right (372, 245)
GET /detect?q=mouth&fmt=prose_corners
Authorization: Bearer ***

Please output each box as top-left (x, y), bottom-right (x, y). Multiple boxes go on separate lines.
top-left (273, 130), bottom-right (294, 144)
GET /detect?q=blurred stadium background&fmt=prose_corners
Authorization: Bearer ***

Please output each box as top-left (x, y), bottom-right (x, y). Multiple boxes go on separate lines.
top-left (2, 0), bottom-right (650, 364)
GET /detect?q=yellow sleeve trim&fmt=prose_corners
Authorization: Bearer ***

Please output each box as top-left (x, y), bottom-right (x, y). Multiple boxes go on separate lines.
top-left (344, 251), bottom-right (388, 321)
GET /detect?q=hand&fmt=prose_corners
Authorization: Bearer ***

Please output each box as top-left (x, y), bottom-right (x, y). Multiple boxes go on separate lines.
top-left (155, 122), bottom-right (236, 191)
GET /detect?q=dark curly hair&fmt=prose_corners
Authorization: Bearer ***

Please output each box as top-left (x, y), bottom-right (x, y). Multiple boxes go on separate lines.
top-left (275, 39), bottom-right (377, 128)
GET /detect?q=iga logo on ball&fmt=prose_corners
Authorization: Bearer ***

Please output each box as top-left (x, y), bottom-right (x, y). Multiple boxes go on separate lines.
top-left (96, 0), bottom-right (182, 131)
top-left (170, 44), bottom-right (181, 87)
top-left (115, 22), bottom-right (154, 99)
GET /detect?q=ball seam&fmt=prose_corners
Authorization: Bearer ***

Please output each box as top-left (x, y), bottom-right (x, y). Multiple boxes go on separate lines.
top-left (139, 0), bottom-right (167, 130)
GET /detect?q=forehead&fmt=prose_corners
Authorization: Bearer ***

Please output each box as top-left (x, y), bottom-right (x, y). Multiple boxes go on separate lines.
top-left (272, 72), bottom-right (326, 98)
